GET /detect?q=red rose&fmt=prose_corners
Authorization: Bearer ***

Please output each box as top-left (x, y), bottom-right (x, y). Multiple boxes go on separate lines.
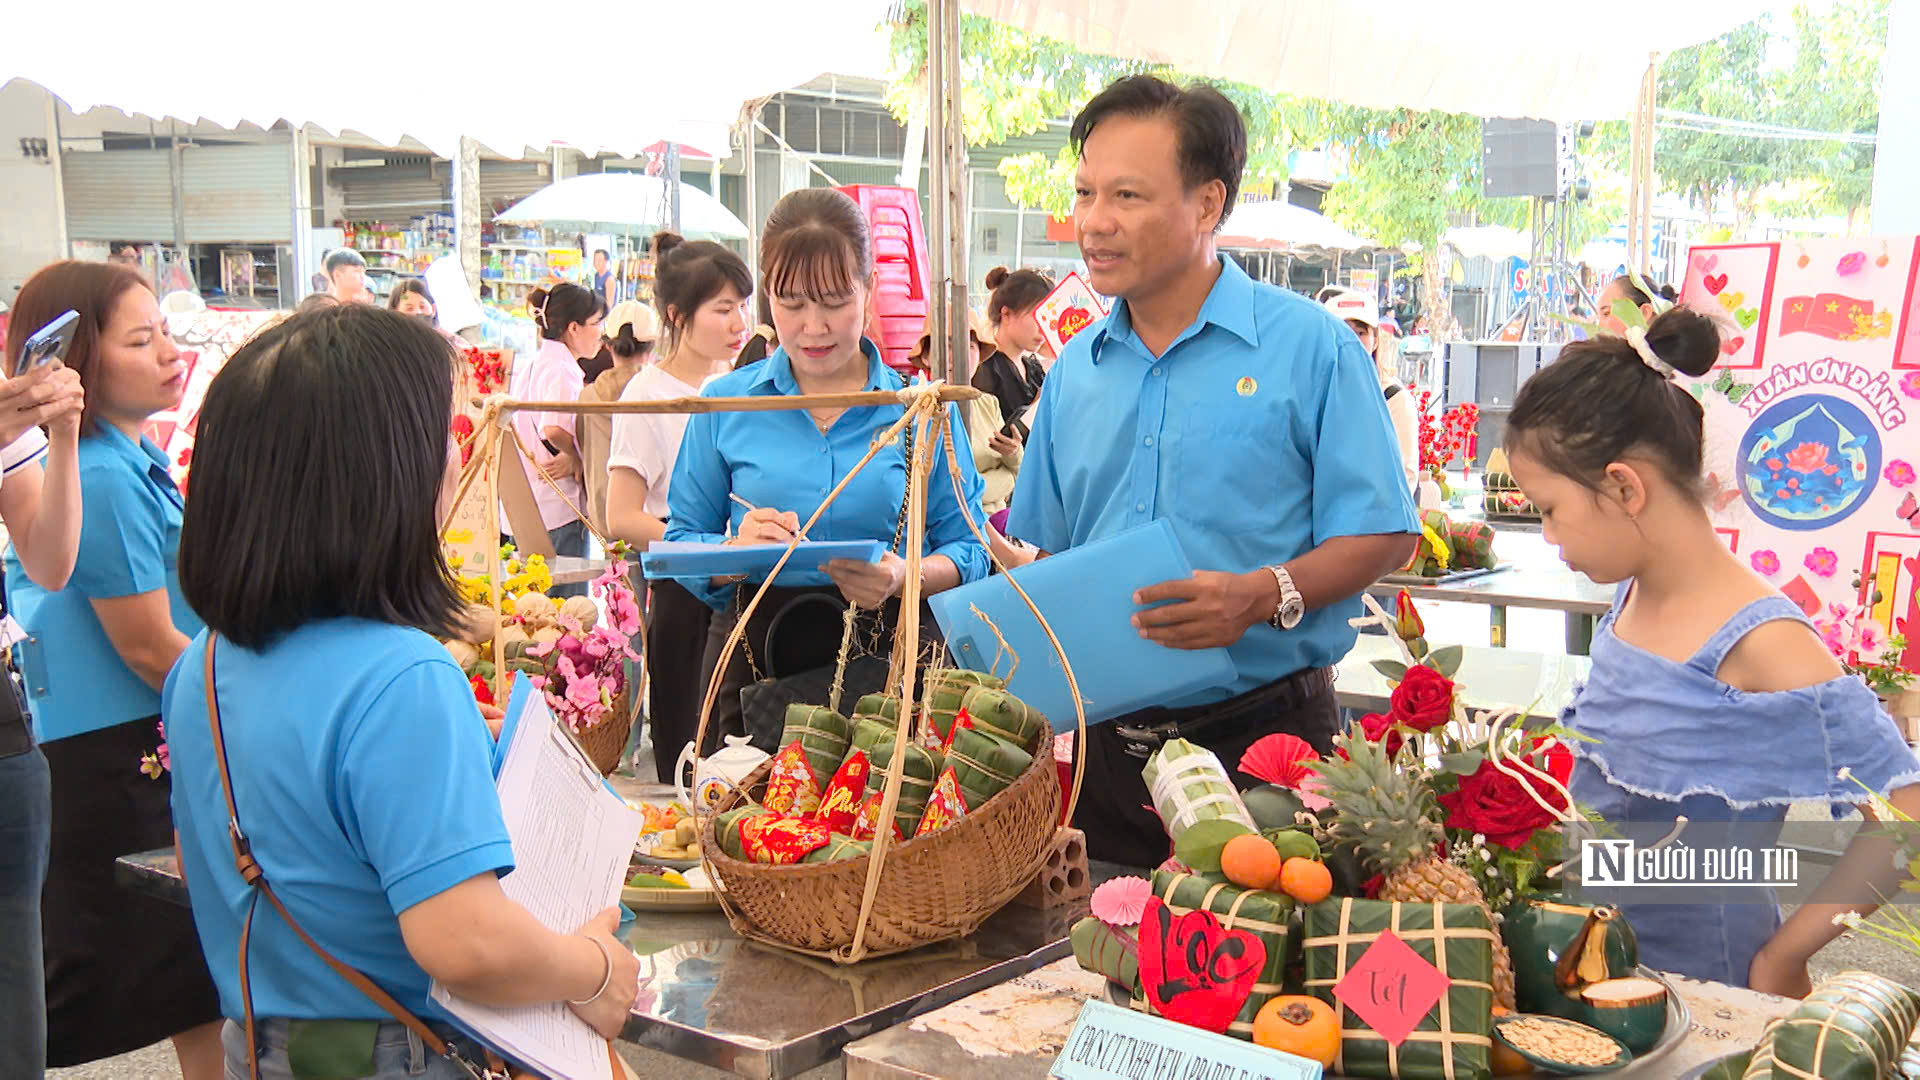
top-left (1390, 664), bottom-right (1456, 733)
top-left (1357, 713), bottom-right (1404, 758)
top-left (1437, 740), bottom-right (1574, 849)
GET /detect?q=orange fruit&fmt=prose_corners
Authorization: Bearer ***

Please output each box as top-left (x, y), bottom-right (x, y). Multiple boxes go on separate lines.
top-left (1252, 995), bottom-right (1339, 1066)
top-left (1489, 1006), bottom-right (1531, 1075)
top-left (1279, 857), bottom-right (1333, 904)
top-left (1220, 833), bottom-right (1282, 890)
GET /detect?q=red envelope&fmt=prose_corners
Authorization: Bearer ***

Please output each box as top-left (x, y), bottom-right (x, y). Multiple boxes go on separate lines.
top-left (814, 752), bottom-right (870, 834)
top-left (763, 740), bottom-right (823, 816)
top-left (913, 767), bottom-right (969, 838)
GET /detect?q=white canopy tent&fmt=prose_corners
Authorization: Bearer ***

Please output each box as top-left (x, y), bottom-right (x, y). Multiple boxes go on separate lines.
top-left (494, 174), bottom-right (750, 243)
top-left (1218, 201), bottom-right (1373, 253)
top-left (5, 0), bottom-right (893, 160)
top-left (959, 0), bottom-right (1771, 122)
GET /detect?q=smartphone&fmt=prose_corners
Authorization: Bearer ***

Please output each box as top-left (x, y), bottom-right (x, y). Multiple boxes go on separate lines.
top-left (15, 310), bottom-right (80, 378)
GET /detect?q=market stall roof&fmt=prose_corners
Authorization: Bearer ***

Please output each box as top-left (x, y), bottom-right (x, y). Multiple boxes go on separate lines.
top-left (1218, 200), bottom-right (1373, 253)
top-left (1444, 226), bottom-right (1532, 261)
top-left (962, 0), bottom-right (1771, 120)
top-left (494, 173), bottom-right (750, 242)
top-left (4, 0), bottom-right (893, 160)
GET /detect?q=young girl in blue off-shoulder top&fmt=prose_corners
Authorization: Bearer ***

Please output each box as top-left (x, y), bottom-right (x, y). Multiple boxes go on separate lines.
top-left (1505, 302), bottom-right (1920, 997)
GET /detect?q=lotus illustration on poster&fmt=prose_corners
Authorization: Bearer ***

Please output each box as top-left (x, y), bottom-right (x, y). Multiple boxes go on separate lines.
top-left (1680, 237), bottom-right (1920, 671)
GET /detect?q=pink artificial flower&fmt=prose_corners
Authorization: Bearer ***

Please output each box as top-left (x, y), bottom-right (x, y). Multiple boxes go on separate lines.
top-left (566, 673), bottom-right (605, 712)
top-left (1750, 550), bottom-right (1781, 577)
top-left (1886, 460), bottom-right (1917, 489)
top-left (1295, 773), bottom-right (1333, 812)
top-left (1837, 251), bottom-right (1868, 276)
top-left (1857, 619), bottom-right (1890, 658)
top-left (528, 674), bottom-right (549, 690)
top-left (1804, 547), bottom-right (1839, 578)
top-left (1903, 371), bottom-right (1920, 400)
top-left (527, 639), bottom-right (556, 659)
top-left (156, 742), bottom-right (170, 771)
top-left (579, 634), bottom-right (611, 661)
top-left (609, 591), bottom-right (642, 637)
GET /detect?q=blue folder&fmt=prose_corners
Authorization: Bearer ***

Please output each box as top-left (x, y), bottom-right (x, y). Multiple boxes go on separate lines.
top-left (640, 539), bottom-right (886, 583)
top-left (928, 520), bottom-right (1237, 728)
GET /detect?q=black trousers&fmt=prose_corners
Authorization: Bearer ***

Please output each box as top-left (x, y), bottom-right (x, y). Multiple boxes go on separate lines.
top-left (644, 578), bottom-right (719, 785)
top-left (1070, 667), bottom-right (1340, 869)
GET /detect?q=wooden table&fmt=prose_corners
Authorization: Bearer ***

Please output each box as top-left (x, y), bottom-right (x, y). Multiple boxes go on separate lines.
top-left (841, 957), bottom-right (1798, 1080)
top-left (1368, 564), bottom-right (1614, 655)
top-left (1334, 634), bottom-right (1591, 721)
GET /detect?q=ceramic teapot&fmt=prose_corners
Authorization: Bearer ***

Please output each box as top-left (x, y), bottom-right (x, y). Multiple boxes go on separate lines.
top-left (1503, 899), bottom-right (1640, 1018)
top-left (676, 735), bottom-right (769, 811)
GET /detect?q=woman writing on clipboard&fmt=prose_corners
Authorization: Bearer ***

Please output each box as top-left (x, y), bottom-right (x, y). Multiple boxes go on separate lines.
top-left (665, 188), bottom-right (990, 742)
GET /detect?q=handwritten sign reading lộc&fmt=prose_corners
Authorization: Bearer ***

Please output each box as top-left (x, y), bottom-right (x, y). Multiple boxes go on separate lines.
top-left (1051, 998), bottom-right (1323, 1080)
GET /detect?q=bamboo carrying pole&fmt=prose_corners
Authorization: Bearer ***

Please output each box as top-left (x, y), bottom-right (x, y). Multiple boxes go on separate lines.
top-left (444, 381), bottom-right (1089, 964)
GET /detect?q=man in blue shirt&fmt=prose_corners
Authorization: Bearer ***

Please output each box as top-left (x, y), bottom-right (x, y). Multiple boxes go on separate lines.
top-left (1011, 75), bottom-right (1419, 867)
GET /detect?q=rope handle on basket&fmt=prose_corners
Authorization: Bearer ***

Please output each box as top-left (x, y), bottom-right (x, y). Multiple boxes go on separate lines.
top-left (934, 417), bottom-right (1088, 824)
top-left (687, 393), bottom-right (937, 957)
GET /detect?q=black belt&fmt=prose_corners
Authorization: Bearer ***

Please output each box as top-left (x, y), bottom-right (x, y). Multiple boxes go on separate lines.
top-left (1112, 665), bottom-right (1335, 760)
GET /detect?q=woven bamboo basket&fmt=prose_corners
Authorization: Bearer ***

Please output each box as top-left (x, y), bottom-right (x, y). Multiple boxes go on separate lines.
top-left (573, 689), bottom-right (637, 776)
top-left (689, 387), bottom-right (1089, 964)
top-left (443, 380), bottom-right (1086, 964)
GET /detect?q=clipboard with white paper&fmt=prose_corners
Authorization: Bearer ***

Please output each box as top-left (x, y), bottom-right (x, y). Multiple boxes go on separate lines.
top-left (434, 679), bottom-right (642, 1080)
top-left (928, 520), bottom-right (1237, 727)
top-left (640, 539), bottom-right (885, 582)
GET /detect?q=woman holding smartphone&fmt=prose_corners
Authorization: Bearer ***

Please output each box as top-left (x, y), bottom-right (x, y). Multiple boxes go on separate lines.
top-left (165, 304), bottom-right (635, 1078)
top-left (0, 296), bottom-right (88, 1080)
top-left (3, 260), bottom-right (223, 1076)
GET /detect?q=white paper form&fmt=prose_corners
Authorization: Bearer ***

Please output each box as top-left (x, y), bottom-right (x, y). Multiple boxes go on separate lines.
top-left (432, 691), bottom-right (643, 1080)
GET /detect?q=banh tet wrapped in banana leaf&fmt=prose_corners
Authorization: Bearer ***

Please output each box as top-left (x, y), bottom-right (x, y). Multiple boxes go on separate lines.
top-left (1742, 970), bottom-right (1920, 1080)
top-left (853, 693), bottom-right (902, 724)
top-left (945, 724), bottom-right (1034, 811)
top-left (780, 704), bottom-right (852, 789)
top-left (921, 668), bottom-right (1004, 747)
top-left (850, 716), bottom-right (899, 757)
top-left (1142, 737), bottom-right (1255, 840)
top-left (1071, 916), bottom-right (1139, 987)
top-left (715, 803), bottom-right (771, 861)
top-left (868, 733), bottom-right (943, 840)
top-left (959, 685), bottom-right (1048, 748)
top-left (802, 833), bottom-right (873, 864)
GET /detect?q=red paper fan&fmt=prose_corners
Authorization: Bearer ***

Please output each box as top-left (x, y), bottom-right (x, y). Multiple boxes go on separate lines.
top-left (1239, 733), bottom-right (1317, 789)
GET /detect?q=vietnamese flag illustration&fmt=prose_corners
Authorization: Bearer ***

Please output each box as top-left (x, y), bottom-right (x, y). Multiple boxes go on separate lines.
top-left (1779, 293), bottom-right (1872, 339)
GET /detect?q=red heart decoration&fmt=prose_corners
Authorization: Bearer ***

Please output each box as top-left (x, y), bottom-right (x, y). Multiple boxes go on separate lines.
top-left (1137, 898), bottom-right (1267, 1034)
top-left (1703, 273), bottom-right (1729, 295)
top-left (1721, 335), bottom-right (1745, 355)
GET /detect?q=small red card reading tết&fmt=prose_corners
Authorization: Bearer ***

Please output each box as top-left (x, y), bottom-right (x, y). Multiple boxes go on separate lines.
top-left (1331, 928), bottom-right (1452, 1046)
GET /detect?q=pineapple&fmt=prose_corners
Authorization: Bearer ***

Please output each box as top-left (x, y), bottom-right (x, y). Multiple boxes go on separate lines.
top-left (1311, 727), bottom-right (1517, 1010)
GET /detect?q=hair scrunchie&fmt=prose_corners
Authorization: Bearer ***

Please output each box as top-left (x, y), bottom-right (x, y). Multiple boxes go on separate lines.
top-left (1623, 325), bottom-right (1675, 379)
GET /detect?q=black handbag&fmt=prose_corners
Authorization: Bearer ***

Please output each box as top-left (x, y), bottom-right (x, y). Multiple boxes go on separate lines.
top-left (735, 423), bottom-right (919, 750)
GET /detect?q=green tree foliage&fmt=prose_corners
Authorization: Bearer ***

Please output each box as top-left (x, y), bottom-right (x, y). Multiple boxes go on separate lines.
top-left (1608, 1), bottom-right (1885, 231)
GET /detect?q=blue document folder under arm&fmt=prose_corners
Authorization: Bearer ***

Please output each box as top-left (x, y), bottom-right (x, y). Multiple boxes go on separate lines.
top-left (927, 520), bottom-right (1237, 728)
top-left (640, 539), bottom-right (886, 582)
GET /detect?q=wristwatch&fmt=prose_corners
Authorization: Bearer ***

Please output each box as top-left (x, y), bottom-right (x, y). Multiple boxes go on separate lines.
top-left (1266, 565), bottom-right (1305, 630)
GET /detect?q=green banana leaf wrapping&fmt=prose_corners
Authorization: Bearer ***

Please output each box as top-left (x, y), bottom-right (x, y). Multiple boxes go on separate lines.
top-left (945, 726), bottom-right (1033, 811)
top-left (868, 734), bottom-right (943, 839)
top-left (801, 833), bottom-right (874, 864)
top-left (960, 685), bottom-right (1048, 748)
top-left (1762, 970), bottom-right (1920, 1080)
top-left (1446, 520), bottom-right (1497, 570)
top-left (1742, 1018), bottom-right (1781, 1080)
top-left (1302, 898), bottom-right (1496, 1080)
top-left (1072, 917), bottom-right (1139, 987)
top-left (922, 669), bottom-right (1003, 743)
top-left (714, 804), bottom-right (770, 861)
top-left (849, 717), bottom-right (898, 757)
top-left (1899, 1018), bottom-right (1920, 1080)
top-left (853, 693), bottom-right (901, 725)
top-left (780, 705), bottom-right (851, 788)
top-left (1141, 737), bottom-right (1255, 841)
top-left (1129, 871), bottom-right (1293, 1041)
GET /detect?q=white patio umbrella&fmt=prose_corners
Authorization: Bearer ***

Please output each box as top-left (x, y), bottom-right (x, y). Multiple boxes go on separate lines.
top-left (493, 173), bottom-right (749, 242)
top-left (1218, 201), bottom-right (1373, 253)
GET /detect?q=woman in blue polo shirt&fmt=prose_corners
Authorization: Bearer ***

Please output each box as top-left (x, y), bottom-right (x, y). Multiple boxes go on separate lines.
top-left (165, 305), bottom-right (637, 1078)
top-left (0, 267), bottom-right (89, 1080)
top-left (2, 261), bottom-right (224, 1075)
top-left (666, 187), bottom-right (989, 741)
